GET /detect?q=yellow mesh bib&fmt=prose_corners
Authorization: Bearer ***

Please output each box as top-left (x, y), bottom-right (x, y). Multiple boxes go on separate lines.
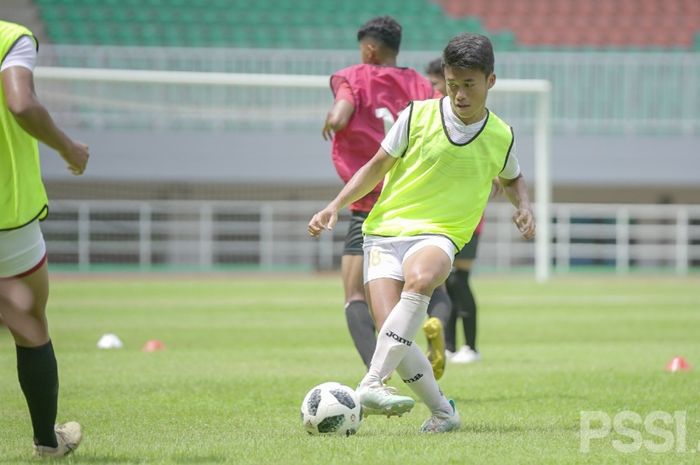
top-left (0, 20), bottom-right (47, 230)
top-left (363, 98), bottom-right (513, 250)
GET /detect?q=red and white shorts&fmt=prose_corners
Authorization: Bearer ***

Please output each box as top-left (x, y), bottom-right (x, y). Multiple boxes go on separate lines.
top-left (0, 220), bottom-right (47, 278)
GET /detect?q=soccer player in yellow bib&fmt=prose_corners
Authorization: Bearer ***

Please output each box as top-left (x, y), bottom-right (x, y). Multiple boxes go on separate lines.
top-left (1, 20), bottom-right (89, 457)
top-left (309, 32), bottom-right (534, 433)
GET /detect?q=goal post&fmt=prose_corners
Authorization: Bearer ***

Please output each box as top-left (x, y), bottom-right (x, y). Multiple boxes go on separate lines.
top-left (34, 67), bottom-right (551, 280)
top-left (491, 78), bottom-right (552, 282)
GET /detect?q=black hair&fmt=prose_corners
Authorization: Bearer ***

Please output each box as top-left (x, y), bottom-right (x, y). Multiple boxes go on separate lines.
top-left (425, 57), bottom-right (442, 76)
top-left (442, 33), bottom-right (494, 76)
top-left (357, 16), bottom-right (402, 53)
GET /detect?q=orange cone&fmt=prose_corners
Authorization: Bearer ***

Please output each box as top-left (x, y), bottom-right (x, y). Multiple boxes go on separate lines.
top-left (665, 356), bottom-right (691, 372)
top-left (142, 339), bottom-right (165, 352)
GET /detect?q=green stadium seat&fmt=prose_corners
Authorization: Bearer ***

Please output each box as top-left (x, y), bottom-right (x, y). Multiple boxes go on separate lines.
top-left (43, 0), bottom-right (80, 5)
top-left (492, 31), bottom-right (516, 52)
top-left (38, 8), bottom-right (62, 23)
top-left (35, 0), bottom-right (697, 51)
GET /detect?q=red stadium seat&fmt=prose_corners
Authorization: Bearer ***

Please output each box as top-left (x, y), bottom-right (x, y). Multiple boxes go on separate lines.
top-left (433, 0), bottom-right (697, 50)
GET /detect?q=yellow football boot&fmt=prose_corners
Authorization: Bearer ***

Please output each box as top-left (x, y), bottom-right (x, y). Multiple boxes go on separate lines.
top-left (422, 317), bottom-right (446, 380)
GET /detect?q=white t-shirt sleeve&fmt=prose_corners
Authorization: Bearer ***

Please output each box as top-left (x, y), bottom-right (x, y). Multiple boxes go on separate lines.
top-left (0, 36), bottom-right (37, 72)
top-left (379, 104), bottom-right (411, 158)
top-left (499, 140), bottom-right (521, 180)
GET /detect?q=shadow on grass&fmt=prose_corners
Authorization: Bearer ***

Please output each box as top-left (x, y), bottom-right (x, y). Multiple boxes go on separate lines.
top-left (449, 394), bottom-right (585, 434)
top-left (455, 393), bottom-right (588, 405)
top-left (463, 422), bottom-right (580, 434)
top-left (171, 456), bottom-right (227, 464)
top-left (57, 455), bottom-right (227, 464)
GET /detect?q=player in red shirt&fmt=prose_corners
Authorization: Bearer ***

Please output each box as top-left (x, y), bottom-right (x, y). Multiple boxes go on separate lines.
top-left (322, 17), bottom-right (451, 378)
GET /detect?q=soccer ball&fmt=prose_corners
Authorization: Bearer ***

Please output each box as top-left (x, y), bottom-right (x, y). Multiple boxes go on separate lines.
top-left (300, 382), bottom-right (362, 436)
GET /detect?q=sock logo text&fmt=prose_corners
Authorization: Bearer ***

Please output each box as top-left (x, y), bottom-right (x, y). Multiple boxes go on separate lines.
top-left (385, 330), bottom-right (412, 346)
top-left (402, 373), bottom-right (423, 384)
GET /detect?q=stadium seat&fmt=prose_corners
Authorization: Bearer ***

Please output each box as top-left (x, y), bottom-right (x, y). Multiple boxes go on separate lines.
top-left (435, 0), bottom-right (698, 51)
top-left (34, 0), bottom-right (699, 51)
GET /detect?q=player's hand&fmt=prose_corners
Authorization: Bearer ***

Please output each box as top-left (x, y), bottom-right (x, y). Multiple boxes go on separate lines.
top-left (60, 141), bottom-right (89, 176)
top-left (513, 207), bottom-right (535, 240)
top-left (308, 208), bottom-right (338, 237)
top-left (321, 119), bottom-right (335, 141)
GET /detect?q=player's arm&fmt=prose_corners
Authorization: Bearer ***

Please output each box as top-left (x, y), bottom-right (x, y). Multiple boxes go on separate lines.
top-left (322, 80), bottom-right (355, 140)
top-left (497, 143), bottom-right (534, 239)
top-left (498, 174), bottom-right (535, 240)
top-left (322, 99), bottom-right (354, 140)
top-left (489, 178), bottom-right (503, 199)
top-left (308, 149), bottom-right (396, 236)
top-left (2, 66), bottom-right (89, 175)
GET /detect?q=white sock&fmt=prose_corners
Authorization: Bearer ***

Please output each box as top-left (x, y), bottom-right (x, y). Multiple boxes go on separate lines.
top-left (396, 345), bottom-right (453, 416)
top-left (360, 292), bottom-right (430, 386)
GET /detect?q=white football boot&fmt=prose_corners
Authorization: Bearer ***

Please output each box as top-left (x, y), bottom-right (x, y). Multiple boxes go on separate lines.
top-left (420, 400), bottom-right (461, 433)
top-left (357, 382), bottom-right (415, 417)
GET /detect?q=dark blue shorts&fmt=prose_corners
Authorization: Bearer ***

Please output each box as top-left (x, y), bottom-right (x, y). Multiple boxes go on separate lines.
top-left (455, 233), bottom-right (480, 260)
top-left (343, 210), bottom-right (369, 256)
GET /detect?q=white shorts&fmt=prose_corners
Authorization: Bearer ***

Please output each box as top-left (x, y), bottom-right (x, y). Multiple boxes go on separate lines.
top-left (0, 220), bottom-right (47, 278)
top-left (363, 235), bottom-right (456, 284)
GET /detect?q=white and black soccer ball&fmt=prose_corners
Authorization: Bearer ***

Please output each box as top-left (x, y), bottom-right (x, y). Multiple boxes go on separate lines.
top-left (300, 382), bottom-right (362, 436)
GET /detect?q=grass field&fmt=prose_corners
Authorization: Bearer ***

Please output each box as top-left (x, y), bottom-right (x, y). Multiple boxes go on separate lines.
top-left (1, 274), bottom-right (699, 465)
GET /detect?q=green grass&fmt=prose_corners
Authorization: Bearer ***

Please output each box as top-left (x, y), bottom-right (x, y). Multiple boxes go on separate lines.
top-left (1, 275), bottom-right (699, 464)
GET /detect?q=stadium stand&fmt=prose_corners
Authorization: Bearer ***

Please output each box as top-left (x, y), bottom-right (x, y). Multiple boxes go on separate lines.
top-left (31, 0), bottom-right (700, 51)
top-left (3, 0), bottom-right (48, 42)
top-left (437, 0), bottom-right (700, 50)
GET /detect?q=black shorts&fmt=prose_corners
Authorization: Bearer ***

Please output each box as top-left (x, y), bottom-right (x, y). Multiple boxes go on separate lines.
top-left (455, 233), bottom-right (480, 260)
top-left (343, 211), bottom-right (369, 256)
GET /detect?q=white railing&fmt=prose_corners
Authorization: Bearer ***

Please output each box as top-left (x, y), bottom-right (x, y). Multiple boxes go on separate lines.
top-left (42, 200), bottom-right (700, 275)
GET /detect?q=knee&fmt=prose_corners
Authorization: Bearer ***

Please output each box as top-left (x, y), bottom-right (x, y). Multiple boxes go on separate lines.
top-left (403, 270), bottom-right (441, 295)
top-left (1, 281), bottom-right (33, 311)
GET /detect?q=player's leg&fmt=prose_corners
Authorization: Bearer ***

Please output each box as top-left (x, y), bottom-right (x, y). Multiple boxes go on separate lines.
top-left (1, 222), bottom-right (82, 457)
top-left (457, 262), bottom-right (480, 361)
top-left (359, 276), bottom-right (415, 415)
top-left (342, 255), bottom-right (376, 367)
top-left (358, 237), bottom-right (455, 419)
top-left (13, 262), bottom-right (58, 447)
top-left (443, 288), bottom-right (458, 356)
top-left (356, 237), bottom-right (415, 415)
top-left (396, 345), bottom-right (460, 433)
top-left (342, 212), bottom-right (375, 368)
top-left (0, 280), bottom-right (35, 338)
top-left (423, 284), bottom-right (449, 379)
top-left (399, 241), bottom-right (460, 431)
top-left (361, 237), bottom-right (452, 384)
top-left (17, 262), bottom-right (83, 457)
top-left (426, 284), bottom-right (451, 326)
top-left (445, 233), bottom-right (481, 363)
